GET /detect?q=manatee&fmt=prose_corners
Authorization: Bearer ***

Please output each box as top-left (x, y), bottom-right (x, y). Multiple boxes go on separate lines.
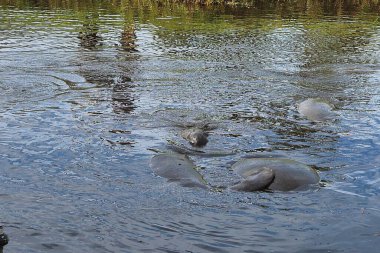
top-left (298, 98), bottom-right (335, 122)
top-left (149, 153), bottom-right (208, 189)
top-left (231, 158), bottom-right (320, 191)
top-left (181, 128), bottom-right (208, 147)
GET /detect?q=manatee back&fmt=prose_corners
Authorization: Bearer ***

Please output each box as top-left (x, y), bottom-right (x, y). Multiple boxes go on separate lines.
top-left (298, 98), bottom-right (335, 122)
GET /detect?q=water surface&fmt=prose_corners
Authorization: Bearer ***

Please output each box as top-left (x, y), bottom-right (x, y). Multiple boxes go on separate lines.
top-left (0, 0), bottom-right (380, 252)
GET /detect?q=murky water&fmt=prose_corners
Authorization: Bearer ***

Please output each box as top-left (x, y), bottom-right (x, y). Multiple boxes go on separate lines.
top-left (1, 0), bottom-right (380, 252)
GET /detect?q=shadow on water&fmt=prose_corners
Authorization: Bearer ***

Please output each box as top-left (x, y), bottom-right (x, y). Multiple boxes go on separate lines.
top-left (112, 75), bottom-right (136, 114)
top-left (0, 0), bottom-right (380, 252)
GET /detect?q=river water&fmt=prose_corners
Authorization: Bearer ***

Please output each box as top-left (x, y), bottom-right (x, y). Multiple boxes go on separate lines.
top-left (0, 0), bottom-right (379, 252)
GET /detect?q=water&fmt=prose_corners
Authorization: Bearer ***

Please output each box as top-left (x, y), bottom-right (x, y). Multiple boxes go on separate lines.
top-left (0, 0), bottom-right (380, 252)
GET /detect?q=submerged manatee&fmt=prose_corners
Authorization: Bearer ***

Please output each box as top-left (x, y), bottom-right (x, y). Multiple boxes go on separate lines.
top-left (170, 120), bottom-right (217, 131)
top-left (298, 98), bottom-right (335, 122)
top-left (150, 153), bottom-right (208, 189)
top-left (232, 158), bottom-right (320, 191)
top-left (181, 128), bottom-right (208, 147)
top-left (167, 140), bottom-right (237, 157)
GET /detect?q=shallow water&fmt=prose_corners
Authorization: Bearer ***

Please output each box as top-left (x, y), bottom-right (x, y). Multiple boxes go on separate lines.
top-left (0, 0), bottom-right (380, 252)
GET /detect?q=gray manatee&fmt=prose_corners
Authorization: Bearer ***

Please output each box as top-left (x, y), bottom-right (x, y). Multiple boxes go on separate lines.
top-left (232, 158), bottom-right (320, 191)
top-left (150, 153), bottom-right (208, 189)
top-left (298, 98), bottom-right (335, 122)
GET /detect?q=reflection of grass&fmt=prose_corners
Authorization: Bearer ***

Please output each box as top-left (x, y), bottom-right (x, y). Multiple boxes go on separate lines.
top-left (1, 0), bottom-right (380, 12)
top-left (0, 0), bottom-right (379, 35)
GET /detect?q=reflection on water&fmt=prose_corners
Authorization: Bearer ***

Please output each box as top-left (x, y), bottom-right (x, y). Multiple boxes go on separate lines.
top-left (0, 0), bottom-right (380, 252)
top-left (78, 14), bottom-right (103, 50)
top-left (120, 24), bottom-right (137, 52)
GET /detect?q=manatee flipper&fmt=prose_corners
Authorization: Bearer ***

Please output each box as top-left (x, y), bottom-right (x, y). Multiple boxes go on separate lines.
top-left (230, 167), bottom-right (275, 192)
top-left (150, 153), bottom-right (208, 189)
